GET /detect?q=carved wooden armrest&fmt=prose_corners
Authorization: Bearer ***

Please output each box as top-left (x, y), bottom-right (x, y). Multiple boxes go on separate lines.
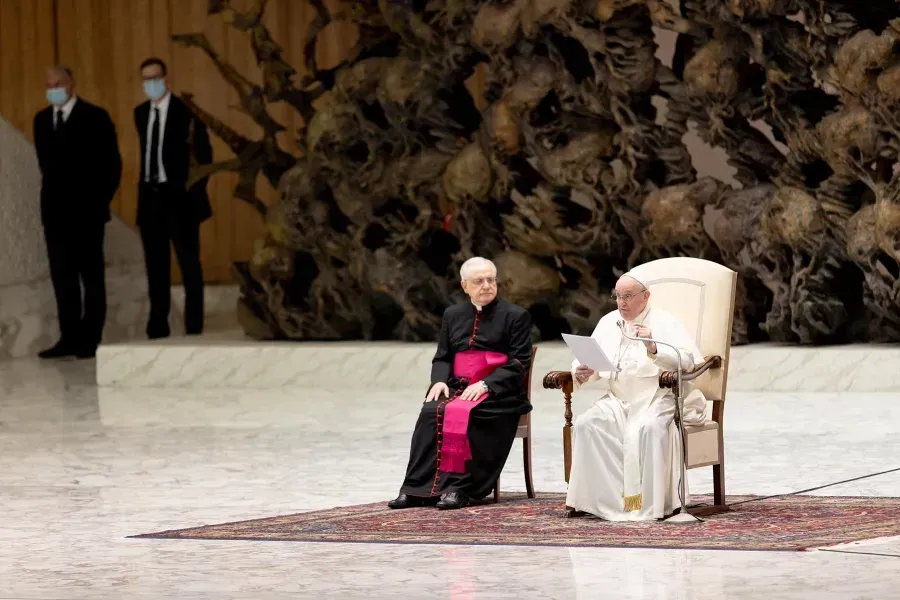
top-left (544, 370), bottom-right (576, 481)
top-left (659, 356), bottom-right (723, 389)
top-left (543, 370), bottom-right (573, 390)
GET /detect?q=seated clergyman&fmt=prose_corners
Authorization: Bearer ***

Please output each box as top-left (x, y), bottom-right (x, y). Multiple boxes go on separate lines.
top-left (566, 271), bottom-right (707, 521)
top-left (388, 257), bottom-right (533, 510)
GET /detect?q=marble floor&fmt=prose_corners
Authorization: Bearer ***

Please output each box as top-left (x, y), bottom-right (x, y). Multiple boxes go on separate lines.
top-left (2, 358), bottom-right (900, 600)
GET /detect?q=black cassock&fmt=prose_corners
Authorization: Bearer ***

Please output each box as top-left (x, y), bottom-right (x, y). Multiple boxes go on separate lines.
top-left (399, 299), bottom-right (533, 500)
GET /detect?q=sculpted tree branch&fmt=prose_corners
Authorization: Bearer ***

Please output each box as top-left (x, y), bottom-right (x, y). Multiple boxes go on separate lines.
top-left (172, 33), bottom-right (286, 136)
top-left (175, 0), bottom-right (900, 344)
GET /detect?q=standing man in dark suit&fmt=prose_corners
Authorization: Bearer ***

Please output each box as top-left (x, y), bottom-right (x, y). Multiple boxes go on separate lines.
top-left (135, 58), bottom-right (213, 339)
top-left (33, 66), bottom-right (122, 359)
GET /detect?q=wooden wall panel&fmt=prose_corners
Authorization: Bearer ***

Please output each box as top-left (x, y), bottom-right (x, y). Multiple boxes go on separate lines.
top-left (0, 0), bottom-right (363, 283)
top-left (262, 0), bottom-right (314, 158)
top-left (56, 0), bottom-right (168, 228)
top-left (0, 0), bottom-right (56, 140)
top-left (168, 0), bottom-right (237, 282)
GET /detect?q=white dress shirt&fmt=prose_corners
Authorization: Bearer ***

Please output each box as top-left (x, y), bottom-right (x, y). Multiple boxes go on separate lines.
top-left (53, 95), bottom-right (78, 129)
top-left (144, 92), bottom-right (171, 183)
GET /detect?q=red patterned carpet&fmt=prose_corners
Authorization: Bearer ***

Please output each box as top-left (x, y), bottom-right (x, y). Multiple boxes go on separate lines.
top-left (131, 493), bottom-right (900, 551)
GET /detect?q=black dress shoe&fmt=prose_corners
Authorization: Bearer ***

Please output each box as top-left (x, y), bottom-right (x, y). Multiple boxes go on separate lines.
top-left (38, 343), bottom-right (76, 359)
top-left (388, 494), bottom-right (440, 509)
top-left (436, 492), bottom-right (470, 510)
top-left (388, 494), bottom-right (421, 509)
top-left (76, 346), bottom-right (97, 359)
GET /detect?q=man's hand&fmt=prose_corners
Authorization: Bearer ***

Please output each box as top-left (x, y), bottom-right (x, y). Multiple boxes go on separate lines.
top-left (459, 381), bottom-right (487, 401)
top-left (633, 324), bottom-right (657, 355)
top-left (574, 364), bottom-right (595, 384)
top-left (426, 382), bottom-right (450, 402)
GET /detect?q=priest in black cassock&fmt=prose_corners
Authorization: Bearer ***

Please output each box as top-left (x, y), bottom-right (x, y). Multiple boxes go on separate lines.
top-left (388, 257), bottom-right (533, 510)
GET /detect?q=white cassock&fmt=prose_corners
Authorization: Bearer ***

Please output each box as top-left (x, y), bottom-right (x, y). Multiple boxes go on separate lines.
top-left (565, 304), bottom-right (707, 521)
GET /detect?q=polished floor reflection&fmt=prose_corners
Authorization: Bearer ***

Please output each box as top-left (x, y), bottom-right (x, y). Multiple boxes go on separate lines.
top-left (1, 357), bottom-right (899, 599)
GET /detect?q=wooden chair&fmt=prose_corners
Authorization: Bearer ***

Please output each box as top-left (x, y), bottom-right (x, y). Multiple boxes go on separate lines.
top-left (493, 346), bottom-right (538, 503)
top-left (543, 258), bottom-right (737, 516)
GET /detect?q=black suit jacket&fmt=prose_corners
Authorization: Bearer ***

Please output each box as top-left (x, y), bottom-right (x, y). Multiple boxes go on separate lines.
top-left (135, 94), bottom-right (213, 226)
top-left (33, 98), bottom-right (122, 226)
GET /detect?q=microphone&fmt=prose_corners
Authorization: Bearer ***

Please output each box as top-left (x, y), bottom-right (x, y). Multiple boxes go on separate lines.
top-left (615, 316), bottom-right (700, 523)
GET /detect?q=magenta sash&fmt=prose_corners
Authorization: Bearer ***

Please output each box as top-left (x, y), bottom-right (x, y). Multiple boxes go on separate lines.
top-left (439, 350), bottom-right (508, 474)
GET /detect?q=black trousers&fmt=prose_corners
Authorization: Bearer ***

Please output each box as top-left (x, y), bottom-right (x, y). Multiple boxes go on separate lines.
top-left (42, 219), bottom-right (106, 350)
top-left (139, 183), bottom-right (204, 337)
top-left (399, 391), bottom-right (526, 500)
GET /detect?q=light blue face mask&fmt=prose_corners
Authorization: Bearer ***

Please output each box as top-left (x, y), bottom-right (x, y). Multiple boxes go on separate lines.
top-left (46, 87), bottom-right (69, 107)
top-left (143, 78), bottom-right (167, 102)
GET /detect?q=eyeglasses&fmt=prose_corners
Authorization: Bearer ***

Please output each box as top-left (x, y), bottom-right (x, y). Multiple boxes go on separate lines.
top-left (467, 277), bottom-right (497, 287)
top-left (611, 290), bottom-right (647, 302)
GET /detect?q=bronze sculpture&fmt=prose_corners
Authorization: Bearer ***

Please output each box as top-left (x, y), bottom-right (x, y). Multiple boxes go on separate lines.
top-left (175, 0), bottom-right (900, 344)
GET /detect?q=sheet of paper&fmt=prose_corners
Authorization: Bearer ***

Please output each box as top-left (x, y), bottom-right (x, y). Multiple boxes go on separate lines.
top-left (561, 333), bottom-right (616, 372)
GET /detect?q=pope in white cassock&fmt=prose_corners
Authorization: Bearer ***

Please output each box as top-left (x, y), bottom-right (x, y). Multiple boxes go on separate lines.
top-left (565, 271), bottom-right (707, 521)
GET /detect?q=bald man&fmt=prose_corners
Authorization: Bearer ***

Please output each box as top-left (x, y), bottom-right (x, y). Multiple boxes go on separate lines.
top-left (565, 272), bottom-right (708, 521)
top-left (33, 66), bottom-right (122, 359)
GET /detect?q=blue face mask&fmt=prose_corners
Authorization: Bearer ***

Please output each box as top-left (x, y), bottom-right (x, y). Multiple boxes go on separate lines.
top-left (143, 78), bottom-right (167, 102)
top-left (46, 87), bottom-right (69, 107)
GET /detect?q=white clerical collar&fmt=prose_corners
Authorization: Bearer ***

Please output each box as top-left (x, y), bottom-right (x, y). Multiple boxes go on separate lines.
top-left (472, 302), bottom-right (483, 312)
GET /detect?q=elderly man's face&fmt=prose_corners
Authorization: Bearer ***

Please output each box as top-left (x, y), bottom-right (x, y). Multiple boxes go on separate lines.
top-left (461, 265), bottom-right (498, 306)
top-left (614, 275), bottom-right (649, 321)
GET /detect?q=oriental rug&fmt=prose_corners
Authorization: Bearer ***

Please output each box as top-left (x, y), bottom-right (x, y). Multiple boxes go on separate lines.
top-left (130, 493), bottom-right (900, 551)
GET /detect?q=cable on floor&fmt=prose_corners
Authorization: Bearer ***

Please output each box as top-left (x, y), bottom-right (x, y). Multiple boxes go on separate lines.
top-left (819, 549), bottom-right (900, 559)
top-left (728, 466), bottom-right (900, 506)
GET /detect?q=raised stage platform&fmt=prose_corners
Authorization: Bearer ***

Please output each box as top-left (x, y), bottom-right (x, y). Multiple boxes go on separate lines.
top-left (95, 329), bottom-right (900, 393)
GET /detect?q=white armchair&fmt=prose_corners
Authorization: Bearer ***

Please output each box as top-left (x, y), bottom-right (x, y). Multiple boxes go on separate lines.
top-left (544, 257), bottom-right (737, 515)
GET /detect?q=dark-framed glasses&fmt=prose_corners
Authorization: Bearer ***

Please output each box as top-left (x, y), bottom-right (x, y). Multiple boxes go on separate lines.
top-left (611, 290), bottom-right (646, 302)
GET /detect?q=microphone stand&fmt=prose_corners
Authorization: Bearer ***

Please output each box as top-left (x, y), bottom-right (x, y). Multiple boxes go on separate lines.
top-left (618, 321), bottom-right (701, 524)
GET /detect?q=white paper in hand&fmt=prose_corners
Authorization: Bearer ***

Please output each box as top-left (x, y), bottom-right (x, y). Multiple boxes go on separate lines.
top-left (561, 334), bottom-right (616, 372)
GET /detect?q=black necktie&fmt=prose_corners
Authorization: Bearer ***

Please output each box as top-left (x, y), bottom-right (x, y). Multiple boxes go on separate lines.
top-left (149, 107), bottom-right (160, 183)
top-left (55, 109), bottom-right (63, 131)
